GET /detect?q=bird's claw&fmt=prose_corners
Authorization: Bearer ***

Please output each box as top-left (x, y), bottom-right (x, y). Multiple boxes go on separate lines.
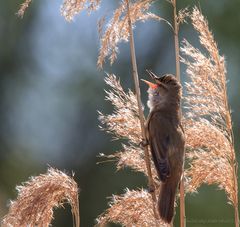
top-left (139, 139), bottom-right (149, 148)
top-left (148, 184), bottom-right (155, 193)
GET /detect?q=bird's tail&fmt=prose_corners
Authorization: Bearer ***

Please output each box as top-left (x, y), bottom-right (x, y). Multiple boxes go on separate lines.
top-left (158, 181), bottom-right (177, 224)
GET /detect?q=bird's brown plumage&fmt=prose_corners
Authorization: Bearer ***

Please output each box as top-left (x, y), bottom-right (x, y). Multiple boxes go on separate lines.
top-left (144, 73), bottom-right (185, 224)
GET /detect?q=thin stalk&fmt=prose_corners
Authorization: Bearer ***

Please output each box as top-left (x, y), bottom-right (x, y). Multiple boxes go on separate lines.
top-left (125, 0), bottom-right (159, 223)
top-left (213, 40), bottom-right (239, 227)
top-left (173, 0), bottom-right (180, 82)
top-left (223, 78), bottom-right (239, 227)
top-left (232, 149), bottom-right (239, 227)
top-left (222, 61), bottom-right (239, 227)
top-left (172, 0), bottom-right (186, 227)
top-left (223, 80), bottom-right (239, 227)
top-left (75, 196), bottom-right (80, 227)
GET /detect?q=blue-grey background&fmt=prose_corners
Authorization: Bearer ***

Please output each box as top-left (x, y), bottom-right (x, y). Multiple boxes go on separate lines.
top-left (0, 0), bottom-right (239, 226)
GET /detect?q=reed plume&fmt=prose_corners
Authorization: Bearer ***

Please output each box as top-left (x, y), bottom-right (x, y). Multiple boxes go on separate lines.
top-left (17, 0), bottom-right (100, 20)
top-left (2, 167), bottom-right (80, 227)
top-left (98, 74), bottom-right (157, 180)
top-left (61, 0), bottom-right (101, 21)
top-left (96, 189), bottom-right (167, 227)
top-left (97, 0), bottom-right (162, 68)
top-left (181, 7), bottom-right (239, 226)
top-left (17, 0), bottom-right (32, 18)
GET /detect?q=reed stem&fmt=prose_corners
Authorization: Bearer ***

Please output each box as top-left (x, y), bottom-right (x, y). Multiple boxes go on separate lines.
top-left (172, 0), bottom-right (186, 226)
top-left (125, 0), bottom-right (159, 224)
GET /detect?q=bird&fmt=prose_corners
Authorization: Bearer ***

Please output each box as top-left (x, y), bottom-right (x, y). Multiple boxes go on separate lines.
top-left (141, 71), bottom-right (185, 224)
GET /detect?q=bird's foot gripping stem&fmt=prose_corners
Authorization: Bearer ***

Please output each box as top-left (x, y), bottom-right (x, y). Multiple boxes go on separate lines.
top-left (139, 138), bottom-right (149, 148)
top-left (148, 183), bottom-right (155, 193)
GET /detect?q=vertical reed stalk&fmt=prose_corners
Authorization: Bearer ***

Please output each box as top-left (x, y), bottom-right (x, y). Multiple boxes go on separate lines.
top-left (173, 0), bottom-right (180, 82)
top-left (223, 76), bottom-right (239, 227)
top-left (125, 0), bottom-right (159, 223)
top-left (223, 62), bottom-right (238, 227)
top-left (172, 0), bottom-right (185, 226)
top-left (222, 72), bottom-right (239, 227)
top-left (232, 148), bottom-right (239, 227)
top-left (213, 36), bottom-right (239, 227)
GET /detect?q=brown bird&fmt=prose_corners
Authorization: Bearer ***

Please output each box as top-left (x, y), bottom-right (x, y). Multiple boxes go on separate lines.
top-left (142, 71), bottom-right (185, 224)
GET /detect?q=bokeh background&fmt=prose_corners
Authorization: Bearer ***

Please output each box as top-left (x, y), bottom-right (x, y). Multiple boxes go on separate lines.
top-left (0, 0), bottom-right (239, 226)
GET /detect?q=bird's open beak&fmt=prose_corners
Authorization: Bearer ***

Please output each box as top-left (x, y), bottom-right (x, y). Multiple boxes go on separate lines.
top-left (146, 70), bottom-right (168, 90)
top-left (141, 79), bottom-right (158, 89)
top-left (146, 70), bottom-right (158, 80)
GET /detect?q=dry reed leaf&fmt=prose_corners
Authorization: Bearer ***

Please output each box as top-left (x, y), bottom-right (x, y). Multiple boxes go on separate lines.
top-left (181, 7), bottom-right (238, 207)
top-left (17, 0), bottom-right (101, 20)
top-left (96, 189), bottom-right (167, 227)
top-left (2, 167), bottom-right (80, 227)
top-left (97, 0), bottom-right (163, 68)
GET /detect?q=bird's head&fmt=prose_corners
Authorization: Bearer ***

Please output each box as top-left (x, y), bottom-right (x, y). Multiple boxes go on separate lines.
top-left (142, 70), bottom-right (182, 111)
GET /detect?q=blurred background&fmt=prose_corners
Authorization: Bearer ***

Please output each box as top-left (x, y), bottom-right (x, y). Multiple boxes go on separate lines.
top-left (0, 0), bottom-right (239, 226)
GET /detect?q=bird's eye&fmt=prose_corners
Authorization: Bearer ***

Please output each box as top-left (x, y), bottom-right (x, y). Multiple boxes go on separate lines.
top-left (159, 84), bottom-right (168, 90)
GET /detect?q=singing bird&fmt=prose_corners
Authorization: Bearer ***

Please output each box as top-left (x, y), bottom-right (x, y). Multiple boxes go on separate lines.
top-left (142, 71), bottom-right (185, 224)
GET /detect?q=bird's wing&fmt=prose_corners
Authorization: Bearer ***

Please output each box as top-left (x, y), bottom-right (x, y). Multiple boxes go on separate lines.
top-left (147, 111), bottom-right (171, 182)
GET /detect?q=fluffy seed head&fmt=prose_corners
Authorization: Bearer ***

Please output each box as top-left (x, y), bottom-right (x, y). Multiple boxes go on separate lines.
top-left (2, 168), bottom-right (80, 227)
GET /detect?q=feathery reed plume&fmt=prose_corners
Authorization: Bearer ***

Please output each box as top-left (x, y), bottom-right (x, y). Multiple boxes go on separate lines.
top-left (17, 0), bottom-right (100, 20)
top-left (181, 7), bottom-right (239, 226)
top-left (98, 74), bottom-right (157, 179)
top-left (2, 167), bottom-right (80, 227)
top-left (97, 0), bottom-right (162, 68)
top-left (115, 144), bottom-right (157, 179)
top-left (61, 0), bottom-right (101, 21)
top-left (98, 74), bottom-right (140, 144)
top-left (96, 189), bottom-right (168, 227)
top-left (17, 0), bottom-right (32, 18)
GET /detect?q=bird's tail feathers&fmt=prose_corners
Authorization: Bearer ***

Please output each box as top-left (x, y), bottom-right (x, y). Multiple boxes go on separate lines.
top-left (158, 181), bottom-right (177, 224)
